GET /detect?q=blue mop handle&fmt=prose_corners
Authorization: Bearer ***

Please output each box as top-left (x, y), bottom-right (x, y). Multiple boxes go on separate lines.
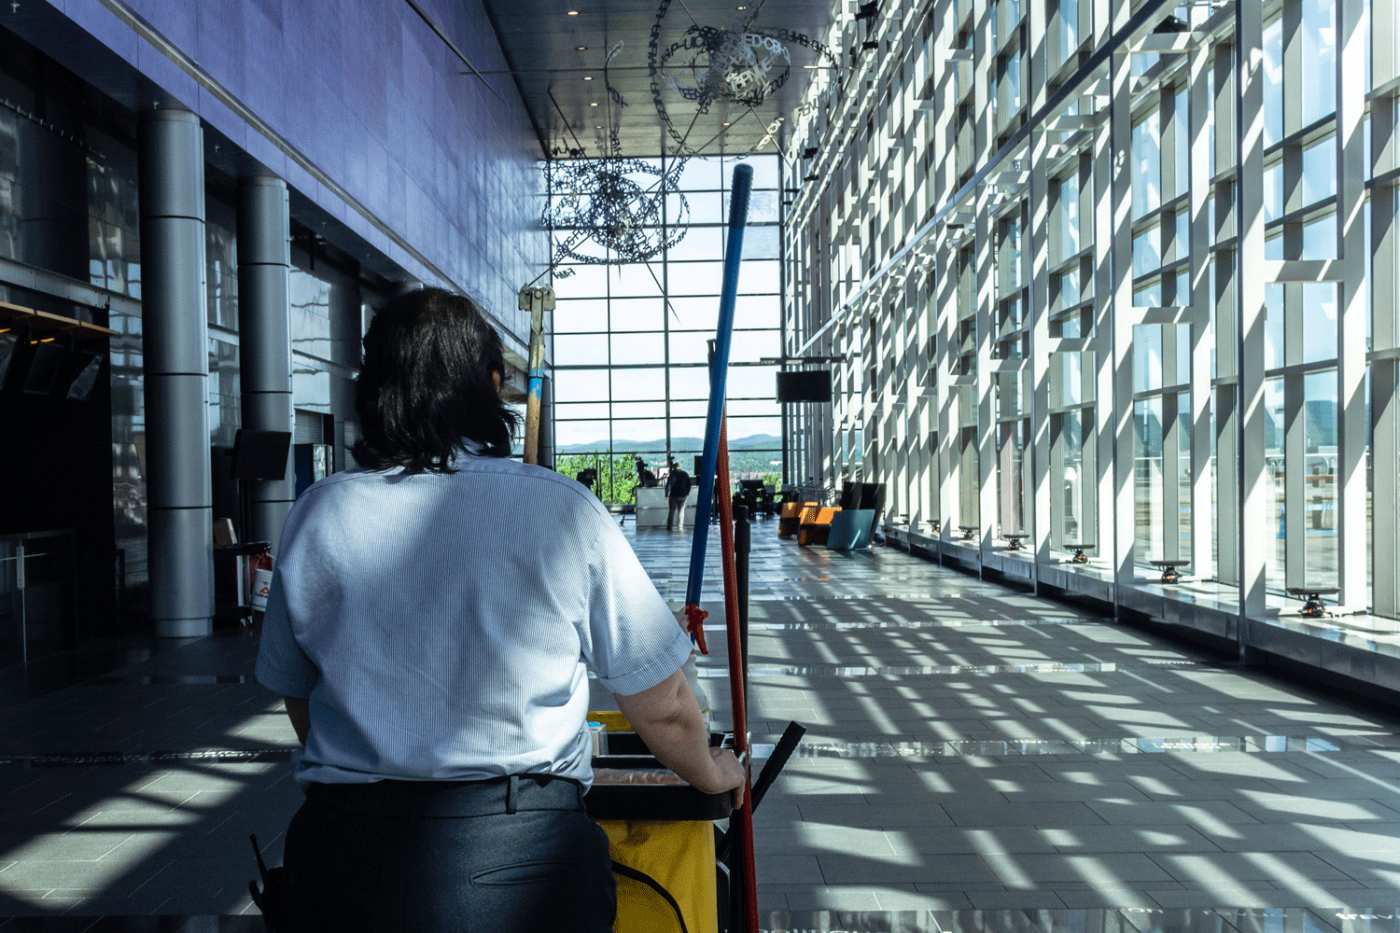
top-left (685, 163), bottom-right (753, 607)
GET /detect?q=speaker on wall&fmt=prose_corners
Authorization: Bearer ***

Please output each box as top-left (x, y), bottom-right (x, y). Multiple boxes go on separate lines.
top-left (776, 369), bottom-right (832, 403)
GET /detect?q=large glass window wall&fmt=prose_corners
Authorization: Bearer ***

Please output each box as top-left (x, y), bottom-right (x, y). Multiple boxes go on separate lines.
top-left (549, 155), bottom-right (785, 503)
top-left (781, 0), bottom-right (1400, 658)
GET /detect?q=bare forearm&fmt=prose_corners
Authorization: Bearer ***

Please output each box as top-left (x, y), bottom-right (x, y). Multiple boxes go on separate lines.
top-left (614, 670), bottom-right (742, 797)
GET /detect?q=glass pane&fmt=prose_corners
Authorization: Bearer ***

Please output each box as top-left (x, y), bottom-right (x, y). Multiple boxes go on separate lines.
top-left (1302, 283), bottom-right (1338, 364)
top-left (555, 367), bottom-right (611, 403)
top-left (553, 401), bottom-right (610, 420)
top-left (555, 333), bottom-right (608, 367)
top-left (553, 298), bottom-right (608, 333)
top-left (1263, 16), bottom-right (1283, 146)
top-left (611, 401), bottom-right (667, 419)
top-left (667, 227), bottom-right (724, 261)
top-left (1301, 137), bottom-right (1338, 208)
top-left (670, 366), bottom-right (713, 399)
top-left (667, 296), bottom-right (721, 331)
top-left (670, 262), bottom-right (726, 295)
top-left (729, 330), bottom-right (780, 363)
top-left (1303, 369), bottom-right (1338, 586)
top-left (556, 264), bottom-right (608, 297)
top-left (611, 332), bottom-right (665, 366)
top-left (556, 419), bottom-right (611, 447)
top-left (1265, 378), bottom-right (1285, 589)
top-left (734, 295), bottom-right (780, 330)
top-left (1177, 392), bottom-right (1192, 559)
top-left (1133, 226), bottom-right (1162, 277)
top-left (1059, 410), bottom-right (1087, 544)
top-left (1134, 326), bottom-right (1165, 395)
top-left (608, 298), bottom-right (663, 332)
top-left (609, 265), bottom-right (664, 297)
top-left (1302, 214), bottom-right (1338, 260)
top-left (1134, 397), bottom-right (1164, 562)
top-left (1301, 0), bottom-right (1338, 125)
top-left (1265, 284), bottom-right (1284, 370)
top-left (1133, 111), bottom-right (1162, 219)
top-left (614, 367), bottom-right (665, 398)
top-left (727, 366), bottom-right (780, 399)
top-left (737, 260), bottom-right (780, 294)
top-left (668, 331), bottom-right (713, 365)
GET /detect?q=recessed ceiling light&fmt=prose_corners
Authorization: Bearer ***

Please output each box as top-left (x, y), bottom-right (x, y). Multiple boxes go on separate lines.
top-left (722, 122), bottom-right (731, 126)
top-left (566, 9), bottom-right (579, 14)
top-left (590, 101), bottom-right (599, 106)
top-left (577, 45), bottom-right (587, 50)
top-left (595, 125), bottom-right (603, 129)
top-left (583, 75), bottom-right (593, 80)
top-left (736, 5), bottom-right (747, 9)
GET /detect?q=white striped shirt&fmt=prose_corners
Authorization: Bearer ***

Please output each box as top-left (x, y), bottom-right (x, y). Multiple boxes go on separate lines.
top-left (254, 443), bottom-right (692, 787)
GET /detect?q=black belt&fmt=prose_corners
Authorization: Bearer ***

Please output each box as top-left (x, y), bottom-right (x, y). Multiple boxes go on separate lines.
top-left (306, 774), bottom-right (585, 818)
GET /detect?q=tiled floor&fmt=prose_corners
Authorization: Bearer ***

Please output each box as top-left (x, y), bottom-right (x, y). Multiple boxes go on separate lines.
top-left (4, 518), bottom-right (1400, 931)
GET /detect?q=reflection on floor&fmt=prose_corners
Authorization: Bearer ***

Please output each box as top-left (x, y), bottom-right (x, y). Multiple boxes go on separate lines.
top-left (3, 517), bottom-right (1400, 928)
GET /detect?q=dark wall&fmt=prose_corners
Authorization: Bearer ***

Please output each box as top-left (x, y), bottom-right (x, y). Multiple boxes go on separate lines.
top-left (0, 312), bottom-right (116, 643)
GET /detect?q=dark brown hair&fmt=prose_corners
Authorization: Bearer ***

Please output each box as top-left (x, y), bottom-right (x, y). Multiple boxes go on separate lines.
top-left (352, 288), bottom-right (519, 472)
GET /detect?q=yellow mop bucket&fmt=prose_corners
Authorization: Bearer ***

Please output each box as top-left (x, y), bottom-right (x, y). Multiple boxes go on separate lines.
top-left (588, 716), bottom-right (730, 933)
top-left (603, 819), bottom-right (717, 933)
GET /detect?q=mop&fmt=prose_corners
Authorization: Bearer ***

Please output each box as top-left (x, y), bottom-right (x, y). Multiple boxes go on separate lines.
top-left (681, 162), bottom-right (760, 933)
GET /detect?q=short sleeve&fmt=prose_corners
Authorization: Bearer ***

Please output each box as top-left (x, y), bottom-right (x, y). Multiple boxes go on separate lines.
top-left (579, 516), bottom-right (694, 696)
top-left (254, 567), bottom-right (319, 699)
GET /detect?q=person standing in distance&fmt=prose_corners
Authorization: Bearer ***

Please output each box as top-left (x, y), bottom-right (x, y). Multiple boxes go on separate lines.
top-left (255, 288), bottom-right (744, 933)
top-left (664, 458), bottom-right (692, 532)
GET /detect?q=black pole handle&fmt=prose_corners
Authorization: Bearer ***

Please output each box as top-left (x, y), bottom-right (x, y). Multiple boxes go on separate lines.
top-left (718, 720), bottom-right (806, 862)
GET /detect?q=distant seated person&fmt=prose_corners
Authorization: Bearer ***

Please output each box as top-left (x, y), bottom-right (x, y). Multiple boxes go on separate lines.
top-left (635, 457), bottom-right (658, 488)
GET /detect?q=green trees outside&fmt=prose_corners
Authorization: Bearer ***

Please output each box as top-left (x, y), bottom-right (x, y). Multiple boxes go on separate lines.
top-left (553, 452), bottom-right (645, 505)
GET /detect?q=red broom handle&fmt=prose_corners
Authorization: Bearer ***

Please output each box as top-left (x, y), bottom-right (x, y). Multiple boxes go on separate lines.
top-left (715, 411), bottom-right (758, 933)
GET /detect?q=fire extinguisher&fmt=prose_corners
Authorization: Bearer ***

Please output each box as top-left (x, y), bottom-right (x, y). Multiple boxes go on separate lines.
top-left (249, 550), bottom-right (275, 623)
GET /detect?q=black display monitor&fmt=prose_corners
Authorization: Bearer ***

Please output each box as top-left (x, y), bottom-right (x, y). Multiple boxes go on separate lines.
top-left (22, 342), bottom-right (65, 396)
top-left (231, 429), bottom-right (292, 481)
top-left (776, 370), bottom-right (832, 403)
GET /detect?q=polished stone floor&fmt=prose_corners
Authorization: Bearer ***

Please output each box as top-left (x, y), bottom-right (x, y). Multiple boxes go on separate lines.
top-left (4, 517), bottom-right (1400, 930)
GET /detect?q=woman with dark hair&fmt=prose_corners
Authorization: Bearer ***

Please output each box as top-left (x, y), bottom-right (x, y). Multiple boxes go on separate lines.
top-left (256, 288), bottom-right (743, 932)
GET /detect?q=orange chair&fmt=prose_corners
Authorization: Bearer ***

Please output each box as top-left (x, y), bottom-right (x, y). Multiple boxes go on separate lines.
top-left (778, 501), bottom-right (815, 538)
top-left (797, 506), bottom-right (841, 546)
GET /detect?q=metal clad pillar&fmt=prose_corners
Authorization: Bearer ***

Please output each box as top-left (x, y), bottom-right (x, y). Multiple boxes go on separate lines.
top-left (1188, 38), bottom-right (1216, 583)
top-left (1373, 0), bottom-right (1400, 618)
top-left (140, 109), bottom-right (212, 637)
top-left (1236, 0), bottom-right (1270, 642)
top-left (1108, 16), bottom-right (1136, 596)
top-left (540, 373), bottom-right (555, 470)
top-left (1335, 0), bottom-right (1369, 608)
top-left (1213, 36), bottom-right (1242, 589)
top-left (237, 176), bottom-right (294, 552)
top-left (1028, 0), bottom-right (1051, 589)
top-left (974, 0), bottom-right (996, 566)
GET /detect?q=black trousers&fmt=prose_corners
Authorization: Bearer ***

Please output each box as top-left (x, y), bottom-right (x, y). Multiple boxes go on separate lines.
top-left (282, 774), bottom-right (616, 933)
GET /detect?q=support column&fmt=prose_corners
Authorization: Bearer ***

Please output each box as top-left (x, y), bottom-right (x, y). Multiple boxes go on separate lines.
top-left (539, 373), bottom-right (555, 470)
top-left (237, 176), bottom-right (294, 552)
top-left (139, 109), bottom-right (211, 638)
top-left (1236, 0), bottom-right (1270, 643)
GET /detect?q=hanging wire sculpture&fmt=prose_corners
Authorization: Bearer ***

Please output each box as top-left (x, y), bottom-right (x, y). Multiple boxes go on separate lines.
top-left (543, 44), bottom-right (691, 276)
top-left (647, 0), bottom-right (841, 159)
